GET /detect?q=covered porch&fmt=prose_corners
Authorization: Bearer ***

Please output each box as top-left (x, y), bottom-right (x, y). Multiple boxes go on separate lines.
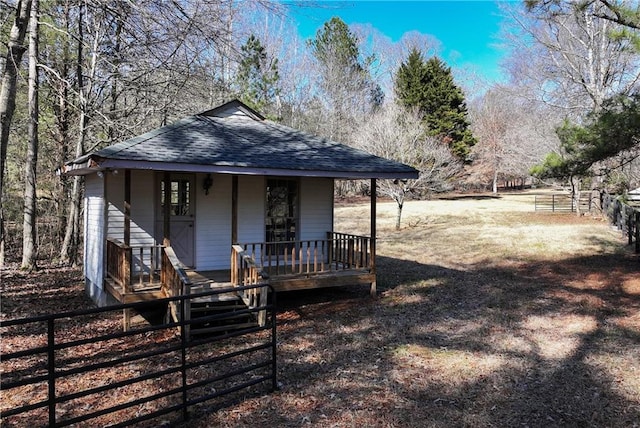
top-left (105, 230), bottom-right (376, 299)
top-left (105, 229), bottom-right (376, 332)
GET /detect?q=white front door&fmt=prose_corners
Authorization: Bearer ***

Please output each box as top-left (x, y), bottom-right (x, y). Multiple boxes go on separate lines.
top-left (156, 174), bottom-right (195, 267)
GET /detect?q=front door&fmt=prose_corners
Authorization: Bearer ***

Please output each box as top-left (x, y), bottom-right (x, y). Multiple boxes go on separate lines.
top-left (157, 174), bottom-right (195, 267)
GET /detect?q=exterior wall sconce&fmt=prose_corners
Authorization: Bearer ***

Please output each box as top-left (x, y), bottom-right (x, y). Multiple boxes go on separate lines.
top-left (203, 174), bottom-right (213, 195)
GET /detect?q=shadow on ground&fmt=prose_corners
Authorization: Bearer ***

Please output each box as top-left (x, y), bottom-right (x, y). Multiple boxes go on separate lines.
top-left (188, 250), bottom-right (640, 427)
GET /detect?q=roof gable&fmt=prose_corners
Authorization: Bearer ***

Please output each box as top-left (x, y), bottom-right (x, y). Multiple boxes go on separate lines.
top-left (198, 99), bottom-right (265, 121)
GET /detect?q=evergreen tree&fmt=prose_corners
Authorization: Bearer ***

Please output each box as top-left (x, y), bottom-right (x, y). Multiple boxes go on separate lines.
top-left (395, 49), bottom-right (476, 160)
top-left (395, 48), bottom-right (428, 110)
top-left (309, 17), bottom-right (382, 139)
top-left (236, 34), bottom-right (280, 117)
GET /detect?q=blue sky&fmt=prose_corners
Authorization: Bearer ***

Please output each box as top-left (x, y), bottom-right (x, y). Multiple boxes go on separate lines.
top-left (287, 1), bottom-right (509, 84)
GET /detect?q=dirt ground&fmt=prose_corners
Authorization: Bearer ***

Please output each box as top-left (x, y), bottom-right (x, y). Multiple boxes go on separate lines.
top-left (2, 190), bottom-right (639, 427)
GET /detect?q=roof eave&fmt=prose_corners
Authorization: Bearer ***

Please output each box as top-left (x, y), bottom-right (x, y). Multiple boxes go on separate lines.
top-left (57, 156), bottom-right (105, 176)
top-left (69, 159), bottom-right (418, 180)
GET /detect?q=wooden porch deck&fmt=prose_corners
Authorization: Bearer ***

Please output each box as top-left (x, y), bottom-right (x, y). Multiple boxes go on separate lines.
top-left (105, 266), bottom-right (374, 304)
top-left (104, 232), bottom-right (376, 331)
top-left (191, 267), bottom-right (375, 293)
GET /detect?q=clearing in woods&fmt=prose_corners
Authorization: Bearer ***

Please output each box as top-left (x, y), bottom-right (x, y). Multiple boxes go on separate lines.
top-left (2, 191), bottom-right (639, 427)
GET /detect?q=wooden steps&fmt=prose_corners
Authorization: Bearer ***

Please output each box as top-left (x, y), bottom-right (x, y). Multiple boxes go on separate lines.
top-left (189, 294), bottom-right (257, 337)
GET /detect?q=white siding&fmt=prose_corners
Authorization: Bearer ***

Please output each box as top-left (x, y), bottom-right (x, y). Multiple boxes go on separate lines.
top-left (84, 173), bottom-right (107, 306)
top-left (105, 171), bottom-right (155, 246)
top-left (299, 177), bottom-right (334, 241)
top-left (105, 170), bottom-right (157, 274)
top-left (195, 175), bottom-right (265, 270)
top-left (238, 175), bottom-right (265, 244)
top-left (129, 170), bottom-right (155, 246)
top-left (106, 172), bottom-right (124, 241)
top-left (195, 174), bottom-right (232, 270)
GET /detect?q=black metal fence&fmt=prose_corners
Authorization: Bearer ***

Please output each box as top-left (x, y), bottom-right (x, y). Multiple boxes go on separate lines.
top-left (1, 284), bottom-right (277, 427)
top-left (601, 193), bottom-right (640, 253)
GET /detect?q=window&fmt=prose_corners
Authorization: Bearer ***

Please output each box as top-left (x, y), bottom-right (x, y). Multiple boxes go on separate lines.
top-left (160, 178), bottom-right (192, 216)
top-left (265, 179), bottom-right (298, 248)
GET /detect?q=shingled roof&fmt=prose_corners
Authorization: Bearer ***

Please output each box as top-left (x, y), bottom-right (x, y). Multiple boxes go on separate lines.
top-left (61, 100), bottom-right (419, 180)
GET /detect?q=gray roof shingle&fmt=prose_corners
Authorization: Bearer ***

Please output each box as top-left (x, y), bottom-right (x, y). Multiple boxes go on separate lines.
top-left (64, 100), bottom-right (418, 179)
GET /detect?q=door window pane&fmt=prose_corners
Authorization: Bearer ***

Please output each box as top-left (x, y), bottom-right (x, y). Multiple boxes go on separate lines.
top-left (161, 179), bottom-right (191, 216)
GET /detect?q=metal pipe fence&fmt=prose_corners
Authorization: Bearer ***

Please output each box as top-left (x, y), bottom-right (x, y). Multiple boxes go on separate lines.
top-left (1, 284), bottom-right (277, 427)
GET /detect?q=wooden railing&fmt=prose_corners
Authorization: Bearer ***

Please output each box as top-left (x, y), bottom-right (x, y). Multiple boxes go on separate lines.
top-left (231, 245), bottom-right (270, 326)
top-left (161, 247), bottom-right (192, 334)
top-left (106, 238), bottom-right (163, 292)
top-left (106, 238), bottom-right (132, 292)
top-left (238, 232), bottom-right (372, 277)
top-left (329, 232), bottom-right (371, 271)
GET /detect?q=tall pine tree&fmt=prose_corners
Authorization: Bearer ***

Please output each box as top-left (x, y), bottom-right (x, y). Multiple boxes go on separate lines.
top-left (309, 17), bottom-right (382, 140)
top-left (236, 34), bottom-right (280, 117)
top-left (395, 48), bottom-right (476, 160)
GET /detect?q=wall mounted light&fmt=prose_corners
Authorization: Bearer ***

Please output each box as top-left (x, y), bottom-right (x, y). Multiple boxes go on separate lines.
top-left (203, 174), bottom-right (213, 195)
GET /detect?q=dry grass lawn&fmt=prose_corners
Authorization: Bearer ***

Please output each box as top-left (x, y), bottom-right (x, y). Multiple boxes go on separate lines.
top-left (3, 191), bottom-right (639, 427)
top-left (195, 191), bottom-right (640, 427)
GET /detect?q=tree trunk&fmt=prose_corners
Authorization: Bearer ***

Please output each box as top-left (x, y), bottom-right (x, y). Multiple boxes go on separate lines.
top-left (570, 176), bottom-right (582, 216)
top-left (54, 1), bottom-right (71, 248)
top-left (60, 3), bottom-right (89, 265)
top-left (0, 0), bottom-right (32, 266)
top-left (395, 200), bottom-right (404, 231)
top-left (492, 168), bottom-right (498, 194)
top-left (21, 0), bottom-right (39, 270)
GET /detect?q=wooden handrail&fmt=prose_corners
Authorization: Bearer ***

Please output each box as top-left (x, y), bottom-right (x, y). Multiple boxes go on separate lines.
top-left (161, 246), bottom-right (192, 336)
top-left (231, 245), bottom-right (269, 326)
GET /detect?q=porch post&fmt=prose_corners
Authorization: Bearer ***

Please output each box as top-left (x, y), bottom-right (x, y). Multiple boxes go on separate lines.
top-left (370, 178), bottom-right (377, 297)
top-left (124, 169), bottom-right (131, 246)
top-left (123, 169), bottom-right (132, 331)
top-left (231, 175), bottom-right (238, 244)
top-left (163, 172), bottom-right (171, 247)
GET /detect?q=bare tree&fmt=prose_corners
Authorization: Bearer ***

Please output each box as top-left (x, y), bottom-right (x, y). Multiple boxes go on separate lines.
top-left (502, 1), bottom-right (640, 211)
top-left (21, 0), bottom-right (38, 270)
top-left (502, 1), bottom-right (640, 114)
top-left (0, 0), bottom-right (31, 265)
top-left (353, 102), bottom-right (461, 229)
top-left (469, 87), bottom-right (561, 192)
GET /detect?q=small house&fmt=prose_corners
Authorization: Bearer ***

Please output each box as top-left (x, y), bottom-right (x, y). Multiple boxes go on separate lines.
top-left (60, 100), bottom-right (418, 328)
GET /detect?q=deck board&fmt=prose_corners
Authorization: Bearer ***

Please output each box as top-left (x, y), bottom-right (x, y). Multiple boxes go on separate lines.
top-left (106, 267), bottom-right (373, 304)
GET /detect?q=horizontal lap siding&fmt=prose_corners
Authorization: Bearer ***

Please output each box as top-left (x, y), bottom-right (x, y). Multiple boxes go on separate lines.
top-left (106, 172), bottom-right (124, 240)
top-left (237, 176), bottom-right (266, 262)
top-left (300, 177), bottom-right (333, 241)
top-left (130, 171), bottom-right (155, 246)
top-left (106, 171), bottom-right (155, 247)
top-left (196, 174), bottom-right (232, 270)
top-left (84, 174), bottom-right (106, 306)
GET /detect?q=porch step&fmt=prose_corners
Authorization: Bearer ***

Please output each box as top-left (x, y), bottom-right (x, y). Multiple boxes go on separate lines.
top-left (189, 297), bottom-right (256, 336)
top-left (190, 322), bottom-right (257, 335)
top-left (189, 282), bottom-right (239, 303)
top-left (190, 303), bottom-right (247, 313)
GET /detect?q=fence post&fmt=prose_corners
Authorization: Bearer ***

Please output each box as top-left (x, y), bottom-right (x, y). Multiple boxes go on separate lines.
top-left (636, 211), bottom-right (640, 254)
top-left (180, 294), bottom-right (189, 422)
top-left (47, 319), bottom-right (56, 427)
top-left (629, 212), bottom-right (634, 245)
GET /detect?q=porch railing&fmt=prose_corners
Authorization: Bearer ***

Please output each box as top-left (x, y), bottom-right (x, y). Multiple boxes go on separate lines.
top-left (237, 231), bottom-right (372, 277)
top-left (161, 247), bottom-right (192, 336)
top-left (231, 245), bottom-right (270, 326)
top-left (106, 238), bottom-right (163, 292)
